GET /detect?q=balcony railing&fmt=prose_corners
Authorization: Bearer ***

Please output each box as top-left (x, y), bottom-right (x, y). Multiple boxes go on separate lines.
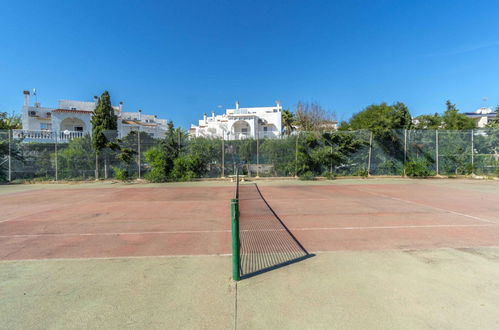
top-left (12, 130), bottom-right (85, 142)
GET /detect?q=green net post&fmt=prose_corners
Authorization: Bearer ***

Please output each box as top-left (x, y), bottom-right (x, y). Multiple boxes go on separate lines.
top-left (231, 198), bottom-right (240, 281)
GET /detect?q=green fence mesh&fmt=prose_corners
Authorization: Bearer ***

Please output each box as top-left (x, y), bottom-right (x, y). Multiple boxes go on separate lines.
top-left (1, 128), bottom-right (497, 182)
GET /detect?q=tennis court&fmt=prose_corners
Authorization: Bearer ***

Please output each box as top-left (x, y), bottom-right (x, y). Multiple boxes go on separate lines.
top-left (1, 178), bottom-right (498, 328)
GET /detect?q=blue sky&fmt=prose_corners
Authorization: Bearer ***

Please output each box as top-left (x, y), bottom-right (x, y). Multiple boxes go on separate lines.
top-left (1, 0), bottom-right (499, 127)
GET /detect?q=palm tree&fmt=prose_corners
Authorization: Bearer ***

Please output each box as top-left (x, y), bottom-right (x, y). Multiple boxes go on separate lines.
top-left (282, 109), bottom-right (295, 135)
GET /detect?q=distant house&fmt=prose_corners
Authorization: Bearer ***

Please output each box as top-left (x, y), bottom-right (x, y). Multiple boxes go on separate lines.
top-left (17, 90), bottom-right (168, 142)
top-left (463, 107), bottom-right (498, 128)
top-left (189, 101), bottom-right (283, 140)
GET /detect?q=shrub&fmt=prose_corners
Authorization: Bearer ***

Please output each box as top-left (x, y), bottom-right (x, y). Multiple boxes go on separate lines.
top-left (353, 168), bottom-right (368, 178)
top-left (299, 171), bottom-right (315, 180)
top-left (404, 159), bottom-right (432, 177)
top-left (113, 167), bottom-right (130, 181)
top-left (323, 171), bottom-right (336, 180)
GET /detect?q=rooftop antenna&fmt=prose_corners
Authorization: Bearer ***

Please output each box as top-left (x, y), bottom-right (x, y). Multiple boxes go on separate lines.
top-left (33, 88), bottom-right (38, 105)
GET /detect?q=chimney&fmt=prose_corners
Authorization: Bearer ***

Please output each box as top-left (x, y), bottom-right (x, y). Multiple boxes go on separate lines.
top-left (119, 101), bottom-right (123, 114)
top-left (276, 100), bottom-right (281, 110)
top-left (203, 113), bottom-right (207, 123)
top-left (235, 101), bottom-right (240, 110)
top-left (23, 90), bottom-right (30, 107)
top-left (212, 111), bottom-right (215, 119)
top-left (138, 109), bottom-right (142, 121)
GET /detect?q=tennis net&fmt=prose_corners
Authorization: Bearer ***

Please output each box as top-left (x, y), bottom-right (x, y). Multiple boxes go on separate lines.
top-left (235, 183), bottom-right (310, 278)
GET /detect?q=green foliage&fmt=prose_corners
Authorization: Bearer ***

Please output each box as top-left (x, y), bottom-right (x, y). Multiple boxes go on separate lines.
top-left (323, 171), bottom-right (336, 180)
top-left (91, 91), bottom-right (118, 153)
top-left (113, 167), bottom-right (131, 181)
top-left (144, 147), bottom-right (169, 182)
top-left (57, 135), bottom-right (95, 179)
top-left (413, 113), bottom-right (442, 129)
top-left (282, 109), bottom-right (295, 135)
top-left (0, 112), bottom-right (22, 129)
top-left (442, 100), bottom-right (476, 130)
top-left (404, 159), bottom-right (432, 177)
top-left (353, 168), bottom-right (368, 178)
top-left (413, 101), bottom-right (476, 130)
top-left (348, 102), bottom-right (412, 135)
top-left (171, 155), bottom-right (204, 181)
top-left (298, 171), bottom-right (315, 180)
top-left (377, 160), bottom-right (401, 175)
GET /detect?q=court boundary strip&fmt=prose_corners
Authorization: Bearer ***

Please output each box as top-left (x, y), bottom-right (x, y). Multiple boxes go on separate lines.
top-left (1, 223), bottom-right (497, 239)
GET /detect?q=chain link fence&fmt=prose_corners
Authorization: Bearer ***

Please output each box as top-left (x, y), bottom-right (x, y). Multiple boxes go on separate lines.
top-left (1, 129), bottom-right (497, 182)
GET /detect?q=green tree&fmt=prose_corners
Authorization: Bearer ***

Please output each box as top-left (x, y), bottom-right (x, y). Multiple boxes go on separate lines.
top-left (144, 122), bottom-right (187, 182)
top-left (57, 135), bottom-right (95, 179)
top-left (442, 100), bottom-right (476, 129)
top-left (348, 102), bottom-right (411, 135)
top-left (91, 91), bottom-right (118, 178)
top-left (413, 113), bottom-right (442, 129)
top-left (0, 112), bottom-right (22, 129)
top-left (282, 109), bottom-right (295, 135)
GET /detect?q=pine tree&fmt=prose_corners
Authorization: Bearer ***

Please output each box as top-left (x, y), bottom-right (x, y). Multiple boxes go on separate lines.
top-left (91, 91), bottom-right (118, 179)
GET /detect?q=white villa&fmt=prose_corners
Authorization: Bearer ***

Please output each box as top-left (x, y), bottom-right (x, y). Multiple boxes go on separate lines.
top-left (464, 107), bottom-right (498, 128)
top-left (17, 90), bottom-right (168, 141)
top-left (189, 101), bottom-right (283, 140)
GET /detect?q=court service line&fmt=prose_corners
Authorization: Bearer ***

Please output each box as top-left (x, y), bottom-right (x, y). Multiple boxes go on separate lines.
top-left (292, 223), bottom-right (496, 231)
top-left (350, 187), bottom-right (498, 225)
top-left (0, 253), bottom-right (232, 263)
top-left (1, 223), bottom-right (497, 239)
top-left (0, 229), bottom-right (231, 238)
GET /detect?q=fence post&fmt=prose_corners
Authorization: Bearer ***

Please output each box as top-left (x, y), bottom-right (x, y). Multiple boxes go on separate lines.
top-left (367, 131), bottom-right (373, 175)
top-left (435, 130), bottom-right (439, 176)
top-left (330, 131), bottom-right (333, 176)
top-left (231, 198), bottom-right (240, 281)
top-left (55, 132), bottom-right (58, 182)
top-left (137, 129), bottom-right (141, 179)
top-left (294, 132), bottom-right (298, 178)
top-left (8, 129), bottom-right (12, 182)
top-left (221, 133), bottom-right (225, 178)
top-left (471, 129), bottom-right (474, 173)
top-left (256, 130), bottom-right (260, 178)
top-left (403, 129), bottom-right (407, 177)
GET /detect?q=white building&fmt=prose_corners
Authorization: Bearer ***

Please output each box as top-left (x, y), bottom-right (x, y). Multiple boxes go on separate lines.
top-left (464, 107), bottom-right (498, 128)
top-left (17, 90), bottom-right (168, 141)
top-left (189, 101), bottom-right (282, 140)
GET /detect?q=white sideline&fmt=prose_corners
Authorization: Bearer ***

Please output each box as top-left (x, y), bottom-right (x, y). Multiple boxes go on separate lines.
top-left (349, 187), bottom-right (498, 225)
top-left (0, 223), bottom-right (496, 239)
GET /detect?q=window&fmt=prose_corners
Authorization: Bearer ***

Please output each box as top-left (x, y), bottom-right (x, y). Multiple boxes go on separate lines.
top-left (241, 128), bottom-right (248, 134)
top-left (40, 123), bottom-right (52, 131)
top-left (263, 127), bottom-right (268, 132)
top-left (74, 126), bottom-right (83, 132)
top-left (71, 107), bottom-right (76, 110)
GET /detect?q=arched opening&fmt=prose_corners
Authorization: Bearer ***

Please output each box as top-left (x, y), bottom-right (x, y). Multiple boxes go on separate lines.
top-left (60, 118), bottom-right (86, 132)
top-left (232, 120), bottom-right (251, 139)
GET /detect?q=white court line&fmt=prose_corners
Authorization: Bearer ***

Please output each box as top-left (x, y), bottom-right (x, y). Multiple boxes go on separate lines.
top-left (292, 224), bottom-right (496, 231)
top-left (1, 223), bottom-right (497, 239)
top-left (350, 187), bottom-right (498, 225)
top-left (0, 253), bottom-right (232, 263)
top-left (0, 229), bottom-right (230, 238)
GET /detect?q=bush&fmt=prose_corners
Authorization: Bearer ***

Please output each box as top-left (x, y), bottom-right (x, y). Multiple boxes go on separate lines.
top-left (144, 147), bottom-right (169, 182)
top-left (353, 168), bottom-right (368, 178)
top-left (299, 171), bottom-right (315, 180)
top-left (323, 171), bottom-right (336, 180)
top-left (464, 163), bottom-right (474, 175)
top-left (404, 159), bottom-right (432, 177)
top-left (113, 167), bottom-right (130, 181)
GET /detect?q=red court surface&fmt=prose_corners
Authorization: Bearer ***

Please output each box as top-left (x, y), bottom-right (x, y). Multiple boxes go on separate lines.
top-left (0, 181), bottom-right (498, 260)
